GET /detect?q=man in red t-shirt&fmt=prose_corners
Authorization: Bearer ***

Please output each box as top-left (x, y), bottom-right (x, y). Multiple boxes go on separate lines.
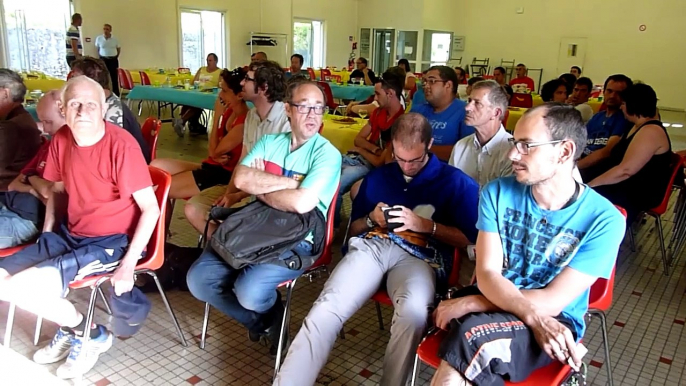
top-left (509, 63), bottom-right (536, 92)
top-left (0, 76), bottom-right (159, 379)
top-left (333, 67), bottom-right (405, 227)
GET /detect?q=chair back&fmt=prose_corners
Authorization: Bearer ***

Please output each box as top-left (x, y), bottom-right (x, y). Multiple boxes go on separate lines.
top-left (66, 70), bottom-right (75, 80)
top-left (588, 205), bottom-right (625, 311)
top-left (118, 69), bottom-right (134, 90)
top-left (510, 93), bottom-right (533, 108)
top-left (139, 71), bottom-right (152, 86)
top-left (321, 68), bottom-right (332, 78)
top-left (177, 67), bottom-right (191, 74)
top-left (649, 153), bottom-right (684, 216)
top-left (307, 67), bottom-right (316, 80)
top-left (141, 117), bottom-right (162, 160)
top-left (407, 82), bottom-right (418, 100)
top-left (329, 74), bottom-right (342, 83)
top-left (138, 166), bottom-right (172, 271)
top-left (307, 186), bottom-right (339, 271)
top-left (317, 81), bottom-right (338, 111)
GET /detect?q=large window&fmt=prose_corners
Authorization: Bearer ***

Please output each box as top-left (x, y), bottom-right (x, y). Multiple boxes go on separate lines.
top-left (2, 0), bottom-right (72, 78)
top-left (293, 19), bottom-right (323, 68)
top-left (180, 9), bottom-right (225, 72)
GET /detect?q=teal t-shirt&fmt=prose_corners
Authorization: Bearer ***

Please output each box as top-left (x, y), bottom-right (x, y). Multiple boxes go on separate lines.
top-left (241, 132), bottom-right (341, 218)
top-left (477, 176), bottom-right (626, 339)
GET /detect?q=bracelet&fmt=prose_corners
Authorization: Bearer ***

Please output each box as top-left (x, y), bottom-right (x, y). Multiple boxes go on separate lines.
top-left (430, 221), bottom-right (437, 237)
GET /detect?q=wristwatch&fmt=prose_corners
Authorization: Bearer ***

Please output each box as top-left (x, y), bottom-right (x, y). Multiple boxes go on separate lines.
top-left (366, 214), bottom-right (375, 228)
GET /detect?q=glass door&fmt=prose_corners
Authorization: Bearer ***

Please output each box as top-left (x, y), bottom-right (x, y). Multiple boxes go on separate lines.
top-left (180, 9), bottom-right (225, 72)
top-left (396, 30), bottom-right (418, 72)
top-left (420, 30), bottom-right (453, 71)
top-left (371, 29), bottom-right (394, 75)
top-left (2, 0), bottom-right (72, 78)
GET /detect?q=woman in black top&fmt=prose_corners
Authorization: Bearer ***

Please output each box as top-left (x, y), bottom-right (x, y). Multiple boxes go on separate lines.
top-left (586, 83), bottom-right (673, 222)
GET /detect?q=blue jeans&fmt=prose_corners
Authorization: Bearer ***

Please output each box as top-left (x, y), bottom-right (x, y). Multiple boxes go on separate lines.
top-left (0, 202), bottom-right (39, 249)
top-left (334, 155), bottom-right (374, 227)
top-left (186, 240), bottom-right (311, 333)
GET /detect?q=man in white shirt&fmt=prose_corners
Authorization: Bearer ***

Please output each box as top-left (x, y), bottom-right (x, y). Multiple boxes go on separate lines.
top-left (184, 60), bottom-right (291, 235)
top-left (94, 24), bottom-right (121, 96)
top-left (567, 76), bottom-right (594, 123)
top-left (65, 13), bottom-right (82, 68)
top-left (450, 80), bottom-right (512, 187)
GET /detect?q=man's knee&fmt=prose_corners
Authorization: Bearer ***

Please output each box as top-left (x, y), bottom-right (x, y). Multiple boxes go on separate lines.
top-left (184, 201), bottom-right (208, 232)
top-left (393, 295), bottom-right (431, 328)
top-left (10, 267), bottom-right (62, 301)
top-left (235, 283), bottom-right (276, 313)
top-left (186, 262), bottom-right (215, 302)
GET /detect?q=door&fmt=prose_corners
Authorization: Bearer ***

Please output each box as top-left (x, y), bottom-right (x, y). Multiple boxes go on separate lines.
top-left (420, 30), bottom-right (453, 71)
top-left (556, 37), bottom-right (587, 76)
top-left (396, 30), bottom-right (418, 71)
top-left (371, 29), bottom-right (394, 75)
top-left (180, 9), bottom-right (226, 72)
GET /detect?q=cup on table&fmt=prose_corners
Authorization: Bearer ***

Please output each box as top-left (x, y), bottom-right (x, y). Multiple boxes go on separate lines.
top-left (153, 80), bottom-right (160, 87)
top-left (193, 81), bottom-right (200, 89)
top-left (358, 78), bottom-right (364, 86)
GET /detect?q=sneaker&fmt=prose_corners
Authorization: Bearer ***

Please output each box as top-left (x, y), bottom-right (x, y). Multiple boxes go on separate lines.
top-left (33, 327), bottom-right (75, 365)
top-left (172, 118), bottom-right (185, 137)
top-left (55, 325), bottom-right (113, 379)
top-left (248, 329), bottom-right (265, 343)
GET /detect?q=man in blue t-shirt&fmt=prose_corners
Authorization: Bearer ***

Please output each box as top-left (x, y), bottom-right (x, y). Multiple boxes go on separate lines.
top-left (410, 65), bottom-right (474, 161)
top-left (186, 81), bottom-right (341, 356)
top-left (431, 104), bottom-right (625, 386)
top-left (275, 113), bottom-right (479, 386)
top-left (578, 74), bottom-right (633, 171)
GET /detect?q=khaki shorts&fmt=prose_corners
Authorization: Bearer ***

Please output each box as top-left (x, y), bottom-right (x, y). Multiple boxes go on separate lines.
top-left (186, 184), bottom-right (252, 221)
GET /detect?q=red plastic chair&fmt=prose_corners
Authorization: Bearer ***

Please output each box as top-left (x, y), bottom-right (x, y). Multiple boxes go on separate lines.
top-left (317, 81), bottom-right (346, 115)
top-left (409, 206), bottom-right (627, 386)
top-left (199, 187), bottom-right (340, 379)
top-left (321, 68), bottom-right (332, 80)
top-left (643, 153), bottom-right (684, 275)
top-left (0, 244), bottom-right (31, 258)
top-left (329, 74), bottom-right (342, 83)
top-left (510, 93), bottom-right (533, 108)
top-left (307, 67), bottom-right (316, 80)
top-left (139, 71), bottom-right (152, 86)
top-left (117, 68), bottom-right (134, 91)
top-left (141, 117), bottom-right (162, 160)
top-left (177, 67), bottom-right (191, 74)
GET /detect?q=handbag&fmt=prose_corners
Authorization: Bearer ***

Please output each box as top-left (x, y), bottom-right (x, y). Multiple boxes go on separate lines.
top-left (209, 200), bottom-right (325, 270)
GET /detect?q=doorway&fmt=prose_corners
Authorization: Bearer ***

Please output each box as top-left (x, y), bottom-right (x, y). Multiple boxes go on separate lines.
top-left (371, 29), bottom-right (394, 75)
top-left (420, 30), bottom-right (453, 71)
top-left (179, 9), bottom-right (225, 72)
top-left (556, 37), bottom-right (587, 76)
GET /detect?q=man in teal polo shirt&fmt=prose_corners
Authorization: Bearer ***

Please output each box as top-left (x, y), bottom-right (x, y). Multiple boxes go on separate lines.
top-left (186, 81), bottom-right (341, 355)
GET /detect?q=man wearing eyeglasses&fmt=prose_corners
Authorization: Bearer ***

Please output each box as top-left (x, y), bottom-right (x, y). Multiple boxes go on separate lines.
top-left (431, 104), bottom-right (625, 386)
top-left (184, 60), bottom-right (291, 236)
top-left (449, 80), bottom-right (513, 187)
top-left (333, 67), bottom-right (406, 227)
top-left (275, 113), bottom-right (479, 386)
top-left (411, 65), bottom-right (474, 161)
top-left (348, 57), bottom-right (376, 85)
top-left (187, 81), bottom-right (341, 356)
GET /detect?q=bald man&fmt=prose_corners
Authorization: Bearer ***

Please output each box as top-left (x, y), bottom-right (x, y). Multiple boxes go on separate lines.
top-left (251, 51), bottom-right (268, 63)
top-left (0, 76), bottom-right (159, 379)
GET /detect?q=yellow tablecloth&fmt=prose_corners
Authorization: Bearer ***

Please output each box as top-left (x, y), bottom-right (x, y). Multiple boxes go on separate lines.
top-left (129, 70), bottom-right (194, 85)
top-left (24, 78), bottom-right (65, 92)
top-left (505, 108), bottom-right (526, 132)
top-left (314, 69), bottom-right (351, 83)
top-left (320, 116), bottom-right (366, 153)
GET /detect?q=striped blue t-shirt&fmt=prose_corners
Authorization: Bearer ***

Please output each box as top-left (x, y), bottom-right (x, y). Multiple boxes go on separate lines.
top-left (65, 25), bottom-right (82, 58)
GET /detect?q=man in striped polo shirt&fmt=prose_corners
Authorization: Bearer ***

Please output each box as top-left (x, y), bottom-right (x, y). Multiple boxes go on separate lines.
top-left (65, 13), bottom-right (83, 68)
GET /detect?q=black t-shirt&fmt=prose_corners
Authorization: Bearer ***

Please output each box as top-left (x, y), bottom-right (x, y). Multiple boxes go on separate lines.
top-left (348, 69), bottom-right (376, 84)
top-left (121, 103), bottom-right (151, 164)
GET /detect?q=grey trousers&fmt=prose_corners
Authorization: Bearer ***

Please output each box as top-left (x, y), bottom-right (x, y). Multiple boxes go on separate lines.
top-left (274, 237), bottom-right (436, 386)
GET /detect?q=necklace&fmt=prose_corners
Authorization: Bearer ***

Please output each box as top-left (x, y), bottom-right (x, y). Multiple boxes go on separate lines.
top-left (540, 182), bottom-right (581, 225)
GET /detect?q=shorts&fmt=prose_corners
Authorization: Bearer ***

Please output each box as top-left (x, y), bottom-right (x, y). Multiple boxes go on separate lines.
top-left (191, 163), bottom-right (233, 191)
top-left (437, 286), bottom-right (577, 386)
top-left (0, 223), bottom-right (130, 294)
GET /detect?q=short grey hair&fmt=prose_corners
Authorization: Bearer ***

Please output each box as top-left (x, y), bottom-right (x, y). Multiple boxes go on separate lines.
top-left (0, 69), bottom-right (27, 102)
top-left (525, 103), bottom-right (587, 160)
top-left (472, 80), bottom-right (509, 120)
top-left (60, 75), bottom-right (107, 112)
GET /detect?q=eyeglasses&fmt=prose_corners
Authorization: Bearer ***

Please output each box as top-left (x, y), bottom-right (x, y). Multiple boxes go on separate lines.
top-left (421, 78), bottom-right (446, 88)
top-left (508, 138), bottom-right (564, 155)
top-left (393, 151), bottom-right (428, 164)
top-left (244, 74), bottom-right (255, 83)
top-left (291, 104), bottom-right (328, 115)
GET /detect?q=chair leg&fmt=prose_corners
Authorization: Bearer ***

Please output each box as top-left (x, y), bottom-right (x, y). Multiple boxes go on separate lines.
top-left (200, 302), bottom-right (210, 349)
top-left (410, 353), bottom-right (420, 386)
top-left (654, 217), bottom-right (670, 276)
top-left (339, 327), bottom-right (346, 340)
top-left (4, 302), bottom-right (15, 348)
top-left (593, 310), bottom-right (614, 386)
top-left (627, 227), bottom-right (636, 252)
top-left (149, 271), bottom-right (188, 346)
top-left (375, 302), bottom-right (384, 330)
top-left (34, 316), bottom-right (42, 346)
top-left (274, 280), bottom-right (297, 379)
top-left (98, 287), bottom-right (112, 315)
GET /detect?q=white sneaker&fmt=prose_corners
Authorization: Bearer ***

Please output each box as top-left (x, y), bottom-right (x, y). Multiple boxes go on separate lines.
top-left (56, 326), bottom-right (113, 379)
top-left (33, 327), bottom-right (75, 365)
top-left (173, 118), bottom-right (185, 137)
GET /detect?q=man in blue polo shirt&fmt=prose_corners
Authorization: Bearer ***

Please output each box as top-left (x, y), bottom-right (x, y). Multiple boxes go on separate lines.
top-left (275, 113), bottom-right (479, 386)
top-left (186, 81), bottom-right (341, 356)
top-left (578, 74), bottom-right (633, 171)
top-left (411, 65), bottom-right (474, 161)
top-left (431, 104), bottom-right (625, 385)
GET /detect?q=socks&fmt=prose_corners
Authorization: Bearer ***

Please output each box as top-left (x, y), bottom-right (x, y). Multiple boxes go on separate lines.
top-left (66, 314), bottom-right (101, 339)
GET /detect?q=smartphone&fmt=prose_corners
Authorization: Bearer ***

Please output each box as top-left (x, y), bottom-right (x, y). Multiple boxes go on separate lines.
top-left (382, 206), bottom-right (403, 232)
top-left (567, 343), bottom-right (588, 371)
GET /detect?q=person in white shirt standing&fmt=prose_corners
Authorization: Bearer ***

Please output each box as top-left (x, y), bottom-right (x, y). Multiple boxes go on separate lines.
top-left (94, 24), bottom-right (121, 96)
top-left (65, 13), bottom-right (82, 68)
top-left (450, 80), bottom-right (513, 187)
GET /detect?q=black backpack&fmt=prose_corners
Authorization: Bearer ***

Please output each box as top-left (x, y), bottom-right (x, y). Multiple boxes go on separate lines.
top-left (137, 243), bottom-right (202, 292)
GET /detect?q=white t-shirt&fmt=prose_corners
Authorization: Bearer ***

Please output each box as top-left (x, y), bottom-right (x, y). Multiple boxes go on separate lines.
top-left (95, 35), bottom-right (120, 57)
top-left (449, 125), bottom-right (513, 187)
top-left (575, 103), bottom-right (594, 123)
top-left (243, 101), bottom-right (291, 154)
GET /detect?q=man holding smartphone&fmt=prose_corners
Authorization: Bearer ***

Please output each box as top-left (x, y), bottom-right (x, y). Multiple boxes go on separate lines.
top-left (274, 113), bottom-right (479, 386)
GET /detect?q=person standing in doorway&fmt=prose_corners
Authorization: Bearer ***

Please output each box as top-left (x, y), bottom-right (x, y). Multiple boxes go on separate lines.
top-left (95, 24), bottom-right (121, 96)
top-left (65, 13), bottom-right (83, 68)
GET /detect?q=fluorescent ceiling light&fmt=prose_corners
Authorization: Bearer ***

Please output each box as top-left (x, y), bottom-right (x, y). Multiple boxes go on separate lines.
top-left (672, 124), bottom-right (683, 128)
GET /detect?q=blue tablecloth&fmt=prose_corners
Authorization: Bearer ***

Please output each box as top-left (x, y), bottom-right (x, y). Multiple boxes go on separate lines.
top-left (127, 85), bottom-right (218, 110)
top-left (26, 105), bottom-right (38, 121)
top-left (330, 84), bottom-right (374, 101)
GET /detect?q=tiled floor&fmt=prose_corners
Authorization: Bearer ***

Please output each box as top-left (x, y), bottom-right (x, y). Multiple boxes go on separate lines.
top-left (2, 108), bottom-right (686, 385)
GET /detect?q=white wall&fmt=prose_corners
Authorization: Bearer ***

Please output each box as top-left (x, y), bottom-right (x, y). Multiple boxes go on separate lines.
top-left (454, 0), bottom-right (686, 109)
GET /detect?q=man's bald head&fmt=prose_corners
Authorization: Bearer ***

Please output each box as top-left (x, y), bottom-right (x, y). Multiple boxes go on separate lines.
top-left (37, 90), bottom-right (65, 135)
top-left (60, 76), bottom-right (108, 135)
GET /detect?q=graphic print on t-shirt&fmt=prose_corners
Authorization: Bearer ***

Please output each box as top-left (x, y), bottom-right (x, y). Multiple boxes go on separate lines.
top-left (264, 160), bottom-right (306, 182)
top-left (499, 207), bottom-right (587, 288)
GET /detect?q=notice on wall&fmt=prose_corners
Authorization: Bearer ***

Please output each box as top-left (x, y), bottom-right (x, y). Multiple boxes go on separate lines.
top-left (452, 36), bottom-right (465, 51)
